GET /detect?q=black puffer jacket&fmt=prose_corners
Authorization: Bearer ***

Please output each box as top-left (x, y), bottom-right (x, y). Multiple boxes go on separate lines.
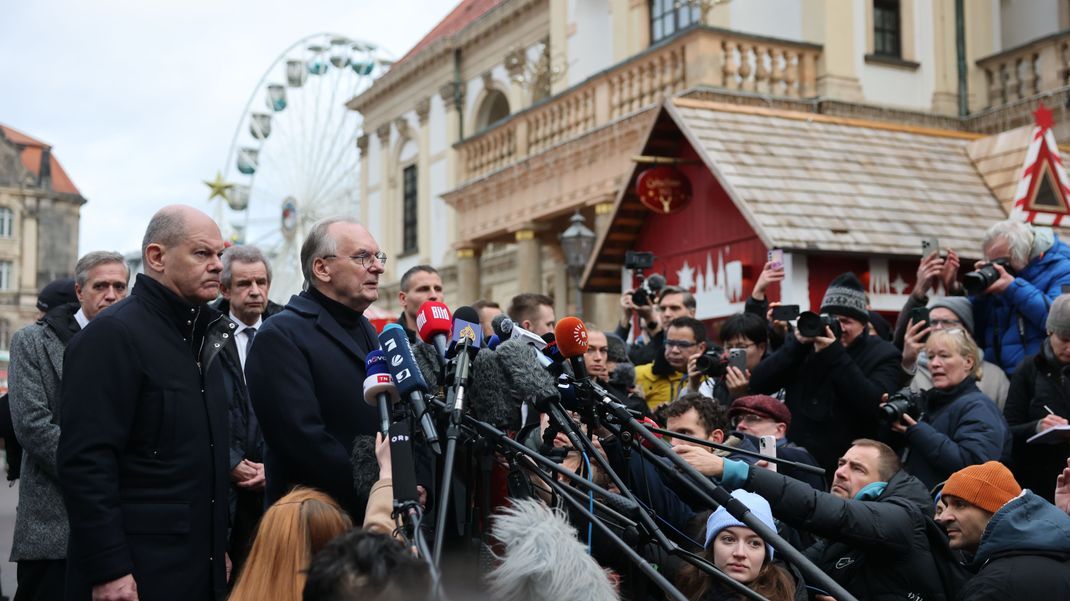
top-left (1003, 340), bottom-right (1070, 501)
top-left (749, 329), bottom-right (902, 474)
top-left (741, 466), bottom-right (948, 601)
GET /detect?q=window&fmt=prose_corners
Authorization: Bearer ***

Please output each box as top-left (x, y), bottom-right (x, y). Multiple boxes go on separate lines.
top-left (873, 0), bottom-right (901, 57)
top-left (650, 0), bottom-right (700, 44)
top-left (0, 207), bottom-right (12, 238)
top-left (402, 165), bottom-right (418, 255)
top-left (476, 90), bottom-right (511, 132)
top-left (0, 261), bottom-right (12, 291)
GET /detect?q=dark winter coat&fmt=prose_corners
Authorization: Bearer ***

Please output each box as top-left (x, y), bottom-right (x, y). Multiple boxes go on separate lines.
top-left (972, 235), bottom-right (1070, 374)
top-left (7, 302), bottom-right (80, 560)
top-left (957, 491), bottom-right (1070, 600)
top-left (901, 377), bottom-right (1011, 491)
top-left (1003, 341), bottom-right (1070, 501)
top-left (749, 329), bottom-right (902, 474)
top-left (742, 466), bottom-right (948, 601)
top-left (245, 290), bottom-right (381, 519)
top-left (57, 275), bottom-right (232, 600)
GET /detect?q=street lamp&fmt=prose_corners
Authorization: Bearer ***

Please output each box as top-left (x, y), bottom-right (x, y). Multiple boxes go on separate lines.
top-left (559, 210), bottom-right (596, 318)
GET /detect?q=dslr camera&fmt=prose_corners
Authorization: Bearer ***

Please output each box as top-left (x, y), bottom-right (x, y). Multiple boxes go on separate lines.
top-left (695, 347), bottom-right (727, 378)
top-left (624, 251), bottom-right (665, 306)
top-left (880, 390), bottom-right (921, 424)
top-left (963, 258), bottom-right (1014, 295)
top-left (796, 311), bottom-right (843, 339)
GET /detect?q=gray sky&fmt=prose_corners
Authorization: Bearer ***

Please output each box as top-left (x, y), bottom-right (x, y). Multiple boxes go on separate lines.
top-left (1, 0), bottom-right (455, 256)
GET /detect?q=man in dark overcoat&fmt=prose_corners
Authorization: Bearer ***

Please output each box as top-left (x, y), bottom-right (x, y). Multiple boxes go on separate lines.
top-left (245, 217), bottom-right (384, 519)
top-left (57, 205), bottom-right (233, 601)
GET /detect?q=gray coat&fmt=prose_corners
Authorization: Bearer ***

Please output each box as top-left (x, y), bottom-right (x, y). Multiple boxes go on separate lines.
top-left (8, 302), bottom-right (80, 560)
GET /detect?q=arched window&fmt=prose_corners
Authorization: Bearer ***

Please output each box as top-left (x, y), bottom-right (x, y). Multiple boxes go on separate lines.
top-left (475, 89), bottom-right (511, 132)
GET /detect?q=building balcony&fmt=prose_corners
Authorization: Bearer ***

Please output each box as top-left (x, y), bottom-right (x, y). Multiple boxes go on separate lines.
top-left (457, 26), bottom-right (822, 184)
top-left (977, 29), bottom-right (1070, 110)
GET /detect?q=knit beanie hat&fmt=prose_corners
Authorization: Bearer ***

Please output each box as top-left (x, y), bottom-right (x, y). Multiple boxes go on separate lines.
top-left (1047, 294), bottom-right (1070, 337)
top-left (820, 273), bottom-right (869, 323)
top-left (705, 490), bottom-right (777, 559)
top-left (941, 461), bottom-right (1022, 514)
top-left (929, 296), bottom-right (975, 335)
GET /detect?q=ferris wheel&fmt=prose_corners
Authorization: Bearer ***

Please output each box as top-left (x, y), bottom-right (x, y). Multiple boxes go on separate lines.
top-left (206, 32), bottom-right (392, 303)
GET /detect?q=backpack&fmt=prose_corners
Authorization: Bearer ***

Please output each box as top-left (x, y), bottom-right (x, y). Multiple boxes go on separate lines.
top-left (922, 515), bottom-right (972, 600)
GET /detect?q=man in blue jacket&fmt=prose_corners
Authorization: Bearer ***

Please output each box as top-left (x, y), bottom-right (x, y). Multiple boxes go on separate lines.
top-left (937, 461), bottom-right (1070, 600)
top-left (966, 220), bottom-right (1070, 374)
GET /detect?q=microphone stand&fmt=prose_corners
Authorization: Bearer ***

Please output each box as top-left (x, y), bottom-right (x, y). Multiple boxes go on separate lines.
top-left (542, 397), bottom-right (770, 601)
top-left (425, 398), bottom-right (690, 601)
top-left (431, 336), bottom-right (472, 565)
top-left (579, 379), bottom-right (860, 601)
top-left (645, 426), bottom-right (826, 476)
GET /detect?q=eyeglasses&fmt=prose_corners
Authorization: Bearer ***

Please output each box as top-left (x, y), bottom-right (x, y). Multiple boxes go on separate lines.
top-left (929, 318), bottom-right (961, 329)
top-left (664, 339), bottom-right (698, 348)
top-left (322, 251), bottom-right (388, 268)
top-left (732, 413), bottom-right (773, 426)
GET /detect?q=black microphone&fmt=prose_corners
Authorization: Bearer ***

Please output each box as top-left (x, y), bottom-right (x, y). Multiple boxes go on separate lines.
top-left (469, 337), bottom-right (560, 431)
top-left (446, 306), bottom-right (482, 422)
top-left (380, 324), bottom-right (441, 454)
top-left (350, 434), bottom-right (379, 499)
top-left (389, 419), bottom-right (421, 505)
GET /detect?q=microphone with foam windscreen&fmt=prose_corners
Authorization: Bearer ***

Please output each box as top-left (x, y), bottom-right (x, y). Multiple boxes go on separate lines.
top-left (469, 337), bottom-right (559, 431)
top-left (379, 324), bottom-right (442, 455)
top-left (363, 350), bottom-right (398, 438)
top-left (416, 301), bottom-right (452, 363)
top-left (554, 316), bottom-right (590, 380)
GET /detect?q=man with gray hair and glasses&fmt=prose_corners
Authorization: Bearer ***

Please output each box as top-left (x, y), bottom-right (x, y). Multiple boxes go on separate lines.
top-left (246, 217), bottom-right (387, 519)
top-left (8, 251), bottom-right (127, 599)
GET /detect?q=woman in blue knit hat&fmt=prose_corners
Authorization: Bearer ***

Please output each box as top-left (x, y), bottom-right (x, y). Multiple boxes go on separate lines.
top-left (676, 489), bottom-right (801, 600)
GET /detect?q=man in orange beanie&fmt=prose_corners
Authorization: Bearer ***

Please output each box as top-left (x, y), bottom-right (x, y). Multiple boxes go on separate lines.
top-left (937, 461), bottom-right (1070, 600)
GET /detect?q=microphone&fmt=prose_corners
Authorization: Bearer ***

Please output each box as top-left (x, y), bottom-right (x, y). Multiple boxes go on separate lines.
top-left (379, 324), bottom-right (442, 454)
top-left (389, 419), bottom-right (421, 505)
top-left (416, 301), bottom-right (452, 362)
top-left (363, 350), bottom-right (399, 438)
top-left (491, 313), bottom-right (547, 351)
top-left (486, 334), bottom-right (501, 350)
top-left (350, 434), bottom-right (379, 498)
top-left (554, 316), bottom-right (590, 380)
top-left (469, 337), bottom-right (559, 430)
top-left (446, 306), bottom-right (482, 422)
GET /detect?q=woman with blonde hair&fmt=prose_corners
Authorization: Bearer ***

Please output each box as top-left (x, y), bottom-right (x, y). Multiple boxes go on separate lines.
top-left (886, 328), bottom-right (1011, 490)
top-left (228, 487), bottom-right (352, 601)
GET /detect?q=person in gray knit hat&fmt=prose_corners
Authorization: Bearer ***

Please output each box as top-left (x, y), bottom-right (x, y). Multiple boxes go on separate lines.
top-left (1003, 293), bottom-right (1070, 501)
top-left (749, 272), bottom-right (902, 474)
top-left (900, 294), bottom-right (1011, 409)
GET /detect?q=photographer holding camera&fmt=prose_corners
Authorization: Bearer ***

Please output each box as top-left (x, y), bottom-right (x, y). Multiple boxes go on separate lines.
top-left (635, 316), bottom-right (709, 410)
top-left (749, 273), bottom-right (902, 474)
top-left (618, 283), bottom-right (695, 366)
top-left (884, 328), bottom-right (1011, 490)
top-left (952, 220), bottom-right (1070, 374)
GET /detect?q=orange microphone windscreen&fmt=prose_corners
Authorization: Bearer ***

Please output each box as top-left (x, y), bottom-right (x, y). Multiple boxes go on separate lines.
top-left (554, 316), bottom-right (589, 359)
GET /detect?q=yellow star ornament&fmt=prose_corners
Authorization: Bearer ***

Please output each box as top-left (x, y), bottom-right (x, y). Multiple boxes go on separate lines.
top-left (204, 171), bottom-right (234, 202)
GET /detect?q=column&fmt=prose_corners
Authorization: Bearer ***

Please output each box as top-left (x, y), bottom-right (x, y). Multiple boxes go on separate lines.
top-left (591, 200), bottom-right (618, 328)
top-left (456, 246), bottom-right (481, 305)
top-left (929, 0), bottom-right (959, 115)
top-left (440, 82), bottom-right (464, 252)
top-left (505, 48), bottom-right (528, 115)
top-left (415, 98), bottom-right (432, 263)
top-left (548, 244), bottom-right (569, 318)
top-left (376, 123), bottom-right (393, 279)
top-left (356, 134), bottom-right (370, 224)
top-left (515, 226), bottom-right (542, 296)
top-left (19, 198), bottom-right (38, 305)
top-left (549, 0), bottom-right (569, 95)
top-left (805, 0), bottom-right (863, 101)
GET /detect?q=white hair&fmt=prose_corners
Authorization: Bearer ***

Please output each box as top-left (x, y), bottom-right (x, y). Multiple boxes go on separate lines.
top-left (982, 220), bottom-right (1034, 268)
top-left (485, 498), bottom-right (618, 601)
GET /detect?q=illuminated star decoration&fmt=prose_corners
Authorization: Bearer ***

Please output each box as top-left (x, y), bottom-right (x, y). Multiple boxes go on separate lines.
top-left (204, 171), bottom-right (234, 202)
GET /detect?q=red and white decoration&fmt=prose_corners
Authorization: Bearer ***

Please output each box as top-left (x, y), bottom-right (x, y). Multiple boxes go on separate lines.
top-left (1011, 104), bottom-right (1070, 226)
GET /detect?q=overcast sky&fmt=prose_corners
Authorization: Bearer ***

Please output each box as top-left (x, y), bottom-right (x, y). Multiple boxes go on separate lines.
top-left (1, 1), bottom-right (455, 256)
